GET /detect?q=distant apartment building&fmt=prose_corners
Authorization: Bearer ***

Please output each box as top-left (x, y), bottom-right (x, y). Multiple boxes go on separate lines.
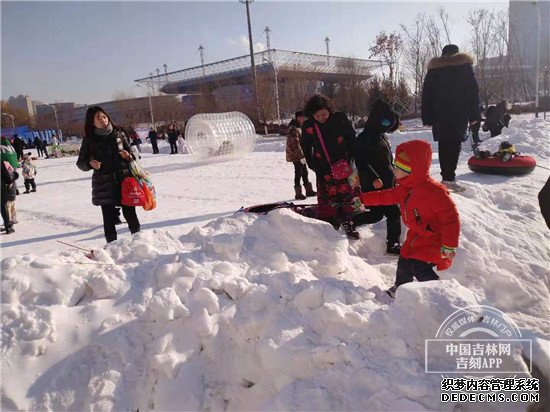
top-left (7, 94), bottom-right (35, 117)
top-left (476, 1), bottom-right (550, 103)
top-left (509, 0), bottom-right (550, 73)
top-left (508, 0), bottom-right (550, 99)
top-left (35, 102), bottom-right (76, 118)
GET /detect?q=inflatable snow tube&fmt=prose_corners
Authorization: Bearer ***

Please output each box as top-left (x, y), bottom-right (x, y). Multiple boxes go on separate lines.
top-left (468, 155), bottom-right (536, 176)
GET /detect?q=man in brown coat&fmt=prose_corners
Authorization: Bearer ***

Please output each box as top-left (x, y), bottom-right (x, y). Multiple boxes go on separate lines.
top-left (286, 111), bottom-right (316, 200)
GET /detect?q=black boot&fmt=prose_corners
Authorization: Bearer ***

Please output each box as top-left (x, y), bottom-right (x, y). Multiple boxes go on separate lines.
top-left (342, 220), bottom-right (360, 240)
top-left (294, 185), bottom-right (306, 200)
top-left (304, 182), bottom-right (317, 197)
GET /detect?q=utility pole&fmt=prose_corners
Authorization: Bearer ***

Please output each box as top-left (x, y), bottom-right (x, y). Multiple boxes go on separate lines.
top-left (149, 72), bottom-right (155, 95)
top-left (264, 26), bottom-right (271, 50)
top-left (239, 0), bottom-right (261, 126)
top-left (264, 26), bottom-right (281, 124)
top-left (325, 36), bottom-right (330, 66)
top-left (163, 63), bottom-right (168, 79)
top-left (136, 83), bottom-right (155, 130)
top-left (534, 0), bottom-right (541, 117)
top-left (156, 68), bottom-right (161, 94)
top-left (45, 104), bottom-right (60, 137)
top-left (199, 45), bottom-right (206, 76)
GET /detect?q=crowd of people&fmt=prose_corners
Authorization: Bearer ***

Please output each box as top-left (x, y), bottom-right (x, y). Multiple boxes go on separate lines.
top-left (1, 136), bottom-right (40, 234)
top-left (2, 43), bottom-right (547, 301)
top-left (142, 123), bottom-right (187, 155)
top-left (284, 44), bottom-right (479, 298)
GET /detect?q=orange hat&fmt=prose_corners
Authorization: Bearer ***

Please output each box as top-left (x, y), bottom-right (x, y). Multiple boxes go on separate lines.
top-left (394, 150), bottom-right (412, 173)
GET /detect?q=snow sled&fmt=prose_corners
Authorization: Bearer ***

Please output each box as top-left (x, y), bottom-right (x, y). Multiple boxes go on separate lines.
top-left (468, 155), bottom-right (536, 176)
top-left (237, 201), bottom-right (318, 217)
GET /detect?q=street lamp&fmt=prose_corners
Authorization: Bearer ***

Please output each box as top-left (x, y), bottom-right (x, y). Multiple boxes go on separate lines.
top-left (533, 0), bottom-right (541, 117)
top-left (44, 104), bottom-right (60, 137)
top-left (136, 83), bottom-right (155, 130)
top-left (239, 0), bottom-right (262, 125)
top-left (1, 112), bottom-right (15, 129)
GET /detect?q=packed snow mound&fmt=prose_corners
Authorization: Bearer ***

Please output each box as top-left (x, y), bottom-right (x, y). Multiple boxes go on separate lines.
top-left (2, 115), bottom-right (549, 411)
top-left (2, 209), bottom-right (546, 411)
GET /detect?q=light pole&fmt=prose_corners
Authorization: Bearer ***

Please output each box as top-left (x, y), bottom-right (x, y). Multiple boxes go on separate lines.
top-left (45, 104), bottom-right (60, 136)
top-left (136, 83), bottom-right (155, 130)
top-left (264, 26), bottom-right (281, 124)
top-left (239, 0), bottom-right (262, 125)
top-left (1, 112), bottom-right (15, 129)
top-left (534, 0), bottom-right (541, 117)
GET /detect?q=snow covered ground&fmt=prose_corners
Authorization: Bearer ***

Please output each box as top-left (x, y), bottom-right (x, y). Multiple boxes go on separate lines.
top-left (1, 115), bottom-right (549, 411)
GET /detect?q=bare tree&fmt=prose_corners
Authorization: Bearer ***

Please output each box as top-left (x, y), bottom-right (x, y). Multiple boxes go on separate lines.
top-left (334, 57), bottom-right (369, 121)
top-left (437, 7), bottom-right (453, 45)
top-left (400, 14), bottom-right (431, 115)
top-left (369, 31), bottom-right (403, 86)
top-left (467, 8), bottom-right (496, 106)
top-left (422, 14), bottom-right (444, 57)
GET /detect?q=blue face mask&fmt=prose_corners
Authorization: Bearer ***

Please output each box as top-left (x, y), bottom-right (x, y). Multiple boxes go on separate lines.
top-left (381, 118), bottom-right (392, 127)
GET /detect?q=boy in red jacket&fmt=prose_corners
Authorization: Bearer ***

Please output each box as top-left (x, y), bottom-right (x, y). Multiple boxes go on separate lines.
top-left (360, 140), bottom-right (460, 298)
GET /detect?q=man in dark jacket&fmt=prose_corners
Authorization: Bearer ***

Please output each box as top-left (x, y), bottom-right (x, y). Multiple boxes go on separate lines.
top-left (34, 136), bottom-right (43, 157)
top-left (421, 44), bottom-right (480, 192)
top-left (167, 124), bottom-right (178, 154)
top-left (148, 128), bottom-right (159, 154)
top-left (354, 99), bottom-right (401, 254)
top-left (483, 100), bottom-right (511, 137)
top-left (12, 135), bottom-right (24, 161)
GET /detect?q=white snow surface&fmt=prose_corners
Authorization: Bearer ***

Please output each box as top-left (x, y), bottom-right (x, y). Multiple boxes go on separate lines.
top-left (1, 115), bottom-right (549, 411)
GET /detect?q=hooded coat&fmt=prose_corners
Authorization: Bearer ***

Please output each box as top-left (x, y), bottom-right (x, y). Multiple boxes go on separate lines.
top-left (421, 53), bottom-right (480, 131)
top-left (355, 100), bottom-right (399, 191)
top-left (360, 140), bottom-right (460, 270)
top-left (76, 128), bottom-right (134, 206)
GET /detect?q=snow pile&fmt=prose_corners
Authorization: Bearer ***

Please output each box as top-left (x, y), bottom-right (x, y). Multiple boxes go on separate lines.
top-left (1, 207), bottom-right (546, 411)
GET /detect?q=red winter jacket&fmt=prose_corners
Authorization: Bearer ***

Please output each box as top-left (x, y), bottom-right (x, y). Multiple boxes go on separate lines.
top-left (360, 140), bottom-right (460, 270)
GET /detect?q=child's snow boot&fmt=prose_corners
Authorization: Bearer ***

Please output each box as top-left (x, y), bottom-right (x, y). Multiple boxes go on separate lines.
top-left (342, 220), bottom-right (360, 240)
top-left (294, 185), bottom-right (306, 200)
top-left (304, 182), bottom-right (317, 197)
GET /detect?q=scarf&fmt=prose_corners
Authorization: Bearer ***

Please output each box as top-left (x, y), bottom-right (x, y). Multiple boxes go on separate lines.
top-left (95, 123), bottom-right (114, 136)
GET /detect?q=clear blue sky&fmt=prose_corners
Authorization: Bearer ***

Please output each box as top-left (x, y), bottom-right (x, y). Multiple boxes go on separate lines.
top-left (1, 0), bottom-right (507, 105)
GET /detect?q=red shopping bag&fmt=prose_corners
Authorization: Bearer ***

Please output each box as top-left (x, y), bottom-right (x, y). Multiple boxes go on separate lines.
top-left (121, 177), bottom-right (147, 207)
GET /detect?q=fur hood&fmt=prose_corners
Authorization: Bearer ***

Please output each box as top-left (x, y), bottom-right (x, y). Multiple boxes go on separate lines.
top-left (427, 53), bottom-right (474, 71)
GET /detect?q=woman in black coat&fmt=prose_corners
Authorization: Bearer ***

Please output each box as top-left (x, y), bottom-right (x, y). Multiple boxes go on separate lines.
top-left (354, 99), bottom-right (401, 254)
top-left (77, 106), bottom-right (140, 243)
top-left (300, 95), bottom-right (360, 239)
